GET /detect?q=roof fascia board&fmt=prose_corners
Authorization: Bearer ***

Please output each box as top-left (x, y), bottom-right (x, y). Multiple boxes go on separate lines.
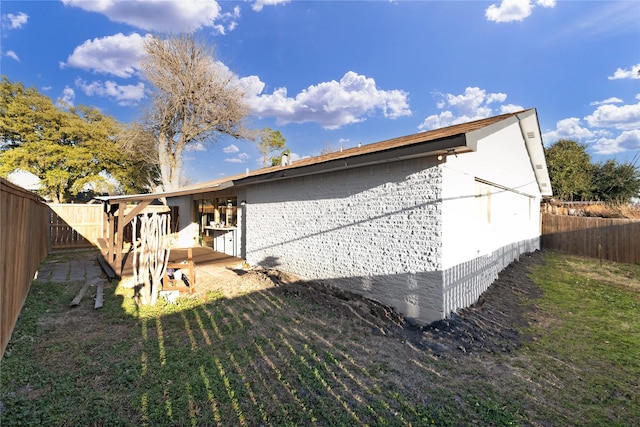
top-left (95, 111), bottom-right (540, 200)
top-left (516, 109), bottom-right (553, 196)
top-left (234, 135), bottom-right (469, 187)
top-left (95, 183), bottom-right (226, 203)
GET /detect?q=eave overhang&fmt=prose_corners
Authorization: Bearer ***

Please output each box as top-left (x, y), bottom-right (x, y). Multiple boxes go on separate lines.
top-left (94, 109), bottom-right (553, 203)
top-left (232, 134), bottom-right (471, 187)
top-left (94, 181), bottom-right (233, 204)
top-left (515, 109), bottom-right (553, 196)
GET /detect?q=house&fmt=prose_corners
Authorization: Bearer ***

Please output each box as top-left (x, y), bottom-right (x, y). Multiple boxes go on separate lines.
top-left (98, 108), bottom-right (552, 324)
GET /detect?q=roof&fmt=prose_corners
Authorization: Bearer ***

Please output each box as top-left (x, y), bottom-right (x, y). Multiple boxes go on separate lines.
top-left (96, 108), bottom-right (551, 203)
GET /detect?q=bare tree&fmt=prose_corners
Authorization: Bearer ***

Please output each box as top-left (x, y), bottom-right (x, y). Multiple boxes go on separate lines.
top-left (140, 34), bottom-right (250, 190)
top-left (116, 122), bottom-right (162, 192)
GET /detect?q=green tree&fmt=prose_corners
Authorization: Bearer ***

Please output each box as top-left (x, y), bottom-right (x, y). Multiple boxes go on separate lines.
top-left (138, 34), bottom-right (250, 190)
top-left (1, 77), bottom-right (62, 150)
top-left (544, 139), bottom-right (593, 201)
top-left (591, 159), bottom-right (640, 203)
top-left (0, 77), bottom-right (158, 202)
top-left (257, 127), bottom-right (287, 166)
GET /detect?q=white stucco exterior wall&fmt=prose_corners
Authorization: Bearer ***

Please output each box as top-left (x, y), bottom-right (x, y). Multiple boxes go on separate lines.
top-left (236, 188), bottom-right (247, 258)
top-left (439, 122), bottom-right (542, 316)
top-left (164, 121), bottom-right (544, 323)
top-left (165, 195), bottom-right (199, 247)
top-left (245, 157), bottom-right (445, 322)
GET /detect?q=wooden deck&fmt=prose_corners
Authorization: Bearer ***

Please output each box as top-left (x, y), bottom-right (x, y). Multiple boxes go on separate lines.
top-left (119, 246), bottom-right (243, 283)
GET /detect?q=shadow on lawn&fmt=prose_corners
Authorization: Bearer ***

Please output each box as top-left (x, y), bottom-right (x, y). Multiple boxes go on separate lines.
top-left (102, 252), bottom-right (546, 426)
top-left (111, 274), bottom-right (445, 426)
top-left (2, 251), bottom-right (549, 426)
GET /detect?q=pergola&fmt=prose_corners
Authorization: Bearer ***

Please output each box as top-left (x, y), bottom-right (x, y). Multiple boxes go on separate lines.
top-left (95, 193), bottom-right (162, 277)
top-left (94, 181), bottom-right (229, 278)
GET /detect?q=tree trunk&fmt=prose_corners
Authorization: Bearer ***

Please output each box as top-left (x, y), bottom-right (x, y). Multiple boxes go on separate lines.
top-left (157, 133), bottom-right (183, 191)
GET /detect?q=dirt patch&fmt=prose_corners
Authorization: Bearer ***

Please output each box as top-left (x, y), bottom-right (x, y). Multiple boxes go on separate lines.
top-left (417, 251), bottom-right (545, 356)
top-left (196, 251), bottom-right (545, 358)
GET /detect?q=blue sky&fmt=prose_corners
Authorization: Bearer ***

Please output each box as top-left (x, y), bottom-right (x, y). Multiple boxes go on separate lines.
top-left (2, 0), bottom-right (639, 185)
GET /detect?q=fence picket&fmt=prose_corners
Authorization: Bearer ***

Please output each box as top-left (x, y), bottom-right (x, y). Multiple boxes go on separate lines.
top-left (47, 204), bottom-right (104, 250)
top-left (1, 179), bottom-right (49, 360)
top-left (541, 213), bottom-right (640, 264)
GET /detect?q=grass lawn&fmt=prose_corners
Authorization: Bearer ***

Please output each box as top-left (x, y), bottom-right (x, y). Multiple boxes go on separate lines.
top-left (1, 250), bottom-right (638, 426)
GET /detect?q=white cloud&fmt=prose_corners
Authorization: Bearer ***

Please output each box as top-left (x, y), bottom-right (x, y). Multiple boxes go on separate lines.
top-left (5, 50), bottom-right (20, 62)
top-left (62, 0), bottom-right (222, 32)
top-left (584, 100), bottom-right (640, 131)
top-left (244, 71), bottom-right (411, 130)
top-left (590, 97), bottom-right (623, 106)
top-left (61, 33), bottom-right (149, 78)
top-left (57, 87), bottom-right (76, 107)
top-left (252, 0), bottom-right (291, 12)
top-left (499, 103), bottom-right (525, 114)
top-left (185, 142), bottom-right (206, 152)
top-left (592, 130), bottom-right (640, 155)
top-left (543, 96), bottom-right (640, 155)
top-left (608, 63), bottom-right (640, 80)
top-left (485, 0), bottom-right (555, 23)
top-left (212, 5), bottom-right (240, 35)
top-left (225, 152), bottom-right (249, 163)
top-left (2, 12), bottom-right (28, 29)
top-left (445, 87), bottom-right (507, 115)
top-left (542, 117), bottom-right (598, 146)
top-left (222, 144), bottom-right (240, 153)
top-left (418, 87), bottom-right (516, 131)
top-left (289, 152), bottom-right (304, 162)
top-left (75, 78), bottom-right (146, 105)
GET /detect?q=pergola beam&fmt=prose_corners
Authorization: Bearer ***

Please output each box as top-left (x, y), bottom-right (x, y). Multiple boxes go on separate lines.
top-left (100, 199), bottom-right (153, 276)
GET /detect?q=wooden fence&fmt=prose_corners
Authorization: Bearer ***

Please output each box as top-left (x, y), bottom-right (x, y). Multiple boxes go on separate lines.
top-left (541, 213), bottom-right (640, 264)
top-left (1, 178), bottom-right (49, 360)
top-left (48, 203), bottom-right (104, 250)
